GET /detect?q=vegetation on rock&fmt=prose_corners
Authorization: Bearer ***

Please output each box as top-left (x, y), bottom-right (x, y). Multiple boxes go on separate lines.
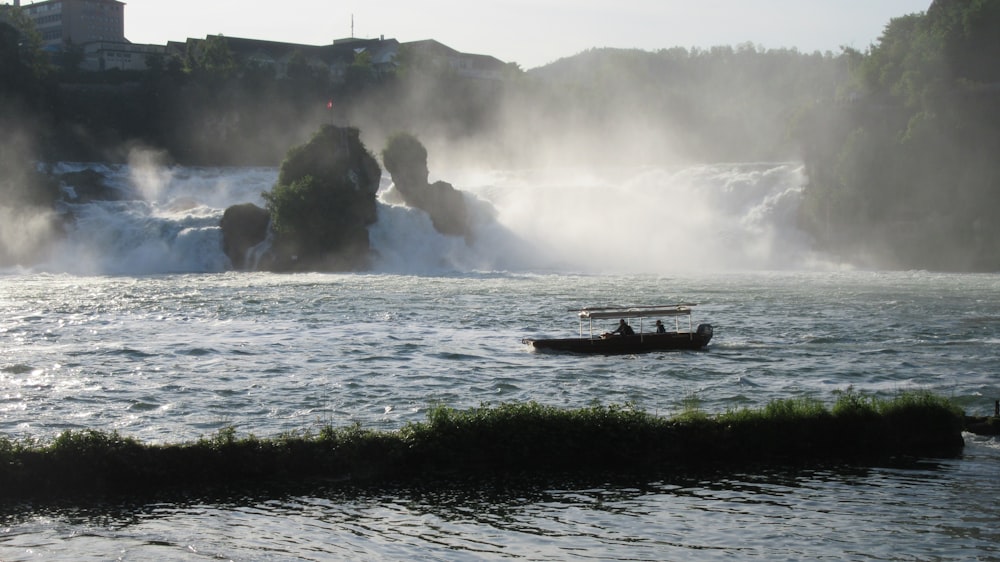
top-left (250, 125), bottom-right (381, 271)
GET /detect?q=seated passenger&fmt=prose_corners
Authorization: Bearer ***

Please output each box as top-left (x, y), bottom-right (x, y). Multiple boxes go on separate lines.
top-left (610, 318), bottom-right (635, 336)
top-left (655, 320), bottom-right (666, 333)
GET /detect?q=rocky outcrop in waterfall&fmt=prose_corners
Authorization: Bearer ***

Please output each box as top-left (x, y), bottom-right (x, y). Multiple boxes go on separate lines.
top-left (221, 125), bottom-right (381, 272)
top-left (381, 133), bottom-right (473, 242)
top-left (219, 203), bottom-right (270, 270)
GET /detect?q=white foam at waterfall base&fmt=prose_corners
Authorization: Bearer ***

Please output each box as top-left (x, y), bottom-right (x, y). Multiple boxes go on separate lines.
top-left (46, 200), bottom-right (230, 275)
top-left (41, 164), bottom-right (276, 275)
top-left (369, 182), bottom-right (539, 274)
top-left (441, 162), bottom-right (833, 274)
top-left (369, 194), bottom-right (539, 274)
top-left (36, 161), bottom-right (831, 275)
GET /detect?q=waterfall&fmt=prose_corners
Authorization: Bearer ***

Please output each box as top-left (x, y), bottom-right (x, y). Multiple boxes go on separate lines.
top-left (33, 161), bottom-right (827, 275)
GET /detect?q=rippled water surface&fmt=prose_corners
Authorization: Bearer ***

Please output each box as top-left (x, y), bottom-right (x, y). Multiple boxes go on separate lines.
top-left (1, 271), bottom-right (999, 560)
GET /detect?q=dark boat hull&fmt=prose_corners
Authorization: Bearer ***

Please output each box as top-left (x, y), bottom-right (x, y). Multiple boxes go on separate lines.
top-left (524, 324), bottom-right (713, 354)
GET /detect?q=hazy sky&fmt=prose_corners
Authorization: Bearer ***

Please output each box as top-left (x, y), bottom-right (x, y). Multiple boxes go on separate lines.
top-left (93, 0), bottom-right (928, 68)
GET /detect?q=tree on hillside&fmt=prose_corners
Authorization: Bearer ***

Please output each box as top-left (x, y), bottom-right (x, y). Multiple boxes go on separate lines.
top-left (195, 35), bottom-right (238, 79)
top-left (0, 8), bottom-right (49, 96)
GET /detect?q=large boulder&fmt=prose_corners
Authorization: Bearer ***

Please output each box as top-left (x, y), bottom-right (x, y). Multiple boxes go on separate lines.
top-left (381, 133), bottom-right (473, 241)
top-left (221, 125), bottom-right (381, 272)
top-left (219, 202), bottom-right (270, 270)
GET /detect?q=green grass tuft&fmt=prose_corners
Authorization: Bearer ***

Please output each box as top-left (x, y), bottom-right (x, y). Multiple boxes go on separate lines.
top-left (0, 391), bottom-right (967, 501)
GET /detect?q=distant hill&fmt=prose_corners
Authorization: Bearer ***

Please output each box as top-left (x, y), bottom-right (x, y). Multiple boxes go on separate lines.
top-left (501, 45), bottom-right (849, 164)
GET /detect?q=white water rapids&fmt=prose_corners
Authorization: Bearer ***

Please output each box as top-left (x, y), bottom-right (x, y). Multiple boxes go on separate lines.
top-left (25, 161), bottom-right (828, 276)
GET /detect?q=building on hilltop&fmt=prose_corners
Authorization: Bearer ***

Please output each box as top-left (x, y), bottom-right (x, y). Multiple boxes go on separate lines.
top-left (20, 0), bottom-right (125, 49)
top-left (332, 36), bottom-right (399, 81)
top-left (6, 1), bottom-right (509, 80)
top-left (16, 0), bottom-right (163, 71)
top-left (401, 39), bottom-right (508, 81)
top-left (170, 34), bottom-right (510, 84)
top-left (81, 40), bottom-right (164, 71)
top-left (170, 35), bottom-right (402, 83)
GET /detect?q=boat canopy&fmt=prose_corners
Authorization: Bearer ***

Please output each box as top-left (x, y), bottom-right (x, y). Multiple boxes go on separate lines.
top-left (576, 304), bottom-right (697, 320)
top-left (571, 304), bottom-right (699, 338)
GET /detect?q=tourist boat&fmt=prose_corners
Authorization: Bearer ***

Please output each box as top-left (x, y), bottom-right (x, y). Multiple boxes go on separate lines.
top-left (522, 303), bottom-right (713, 354)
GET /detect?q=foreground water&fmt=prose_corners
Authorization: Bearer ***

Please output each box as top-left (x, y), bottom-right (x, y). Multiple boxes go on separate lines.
top-left (1, 271), bottom-right (999, 560)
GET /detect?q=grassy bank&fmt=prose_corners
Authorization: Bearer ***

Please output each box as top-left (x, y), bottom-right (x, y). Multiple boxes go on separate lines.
top-left (0, 391), bottom-right (966, 500)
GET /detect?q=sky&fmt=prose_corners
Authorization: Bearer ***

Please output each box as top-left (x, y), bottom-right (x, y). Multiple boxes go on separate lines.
top-left (23, 0), bottom-right (932, 69)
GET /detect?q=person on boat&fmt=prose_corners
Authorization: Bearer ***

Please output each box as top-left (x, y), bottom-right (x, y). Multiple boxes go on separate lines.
top-left (655, 320), bottom-right (666, 333)
top-left (610, 319), bottom-right (635, 336)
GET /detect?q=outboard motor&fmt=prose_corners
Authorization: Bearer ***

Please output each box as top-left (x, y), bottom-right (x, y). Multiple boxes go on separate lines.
top-left (696, 323), bottom-right (713, 343)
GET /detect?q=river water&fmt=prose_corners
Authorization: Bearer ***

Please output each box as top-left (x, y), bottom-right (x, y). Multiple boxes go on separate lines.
top-left (0, 163), bottom-right (998, 560)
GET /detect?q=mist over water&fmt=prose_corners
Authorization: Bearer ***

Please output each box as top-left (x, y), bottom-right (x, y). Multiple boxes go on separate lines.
top-left (26, 160), bottom-right (826, 276)
top-left (451, 162), bottom-right (824, 273)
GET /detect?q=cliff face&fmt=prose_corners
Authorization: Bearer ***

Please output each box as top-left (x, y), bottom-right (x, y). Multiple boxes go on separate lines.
top-left (221, 125), bottom-right (382, 272)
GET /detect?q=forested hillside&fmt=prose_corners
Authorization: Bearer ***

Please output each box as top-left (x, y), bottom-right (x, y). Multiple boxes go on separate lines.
top-left (795, 0), bottom-right (1000, 270)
